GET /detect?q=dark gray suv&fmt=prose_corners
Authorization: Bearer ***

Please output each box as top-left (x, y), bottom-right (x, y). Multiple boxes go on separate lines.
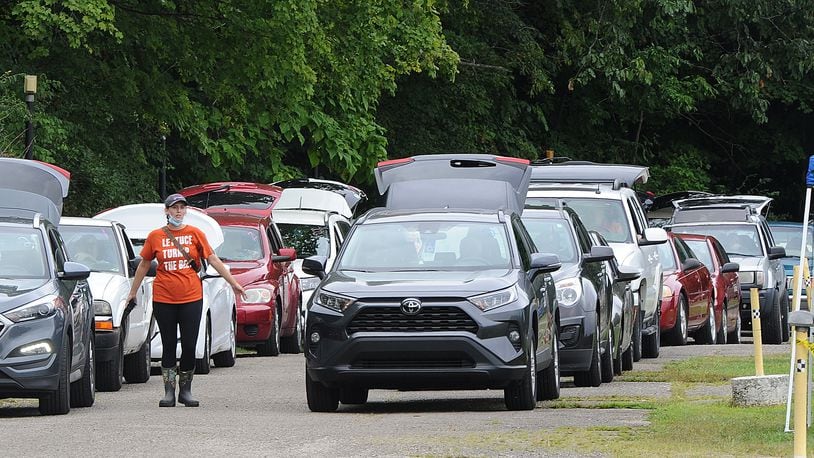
top-left (0, 158), bottom-right (95, 415)
top-left (303, 155), bottom-right (561, 411)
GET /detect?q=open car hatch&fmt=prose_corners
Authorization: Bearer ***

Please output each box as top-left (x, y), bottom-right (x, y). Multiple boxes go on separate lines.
top-left (530, 162), bottom-right (649, 187)
top-left (0, 158), bottom-right (71, 223)
top-left (274, 188), bottom-right (353, 218)
top-left (673, 195), bottom-right (773, 215)
top-left (95, 203), bottom-right (225, 249)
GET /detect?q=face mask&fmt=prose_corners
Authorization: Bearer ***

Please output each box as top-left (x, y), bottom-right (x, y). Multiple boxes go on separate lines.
top-left (167, 215), bottom-right (184, 227)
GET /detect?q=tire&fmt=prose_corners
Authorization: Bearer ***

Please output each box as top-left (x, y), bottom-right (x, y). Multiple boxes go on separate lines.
top-left (642, 310), bottom-right (661, 359)
top-left (612, 326), bottom-right (623, 376)
top-left (761, 292), bottom-right (783, 345)
top-left (781, 293), bottom-right (790, 343)
top-left (256, 305), bottom-right (281, 357)
top-left (728, 305), bottom-right (742, 344)
top-left (621, 340), bottom-right (634, 371)
top-left (505, 334), bottom-right (537, 411)
top-left (306, 370), bottom-right (339, 412)
top-left (664, 295), bottom-right (688, 346)
top-left (97, 335), bottom-right (123, 392)
top-left (39, 337), bottom-right (70, 415)
top-left (632, 307), bottom-right (643, 362)
top-left (538, 330), bottom-right (560, 401)
top-left (70, 334), bottom-right (95, 408)
top-left (124, 333), bottom-right (151, 383)
top-left (695, 301), bottom-right (717, 345)
top-left (213, 311), bottom-right (237, 368)
top-left (280, 304), bottom-right (304, 354)
top-left (600, 325), bottom-right (615, 383)
top-left (339, 386), bottom-right (369, 405)
top-left (716, 305), bottom-right (728, 345)
top-left (573, 320), bottom-right (601, 387)
top-left (194, 316), bottom-right (212, 374)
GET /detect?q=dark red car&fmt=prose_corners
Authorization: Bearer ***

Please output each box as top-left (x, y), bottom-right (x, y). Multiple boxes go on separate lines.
top-left (659, 232), bottom-right (716, 345)
top-left (206, 212), bottom-right (302, 355)
top-left (179, 182), bottom-right (283, 218)
top-left (677, 233), bottom-right (742, 344)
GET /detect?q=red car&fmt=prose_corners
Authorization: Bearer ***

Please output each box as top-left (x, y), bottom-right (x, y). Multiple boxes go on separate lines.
top-left (659, 232), bottom-right (716, 345)
top-left (677, 233), bottom-right (742, 344)
top-left (207, 212), bottom-right (302, 355)
top-left (179, 182), bottom-right (283, 218)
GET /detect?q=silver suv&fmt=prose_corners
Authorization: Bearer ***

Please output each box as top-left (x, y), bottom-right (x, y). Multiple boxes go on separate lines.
top-left (668, 195), bottom-right (788, 344)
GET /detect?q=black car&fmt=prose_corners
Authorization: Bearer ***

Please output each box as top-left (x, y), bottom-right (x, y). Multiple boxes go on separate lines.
top-left (522, 204), bottom-right (619, 386)
top-left (0, 158), bottom-right (95, 415)
top-left (303, 154), bottom-right (561, 411)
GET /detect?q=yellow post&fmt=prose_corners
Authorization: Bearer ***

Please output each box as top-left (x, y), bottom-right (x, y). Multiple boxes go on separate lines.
top-left (792, 265), bottom-right (802, 312)
top-left (751, 287), bottom-right (764, 376)
top-left (793, 326), bottom-right (808, 457)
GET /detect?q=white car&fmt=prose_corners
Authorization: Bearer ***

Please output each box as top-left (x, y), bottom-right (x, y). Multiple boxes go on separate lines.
top-left (59, 217), bottom-right (155, 391)
top-left (527, 162), bottom-right (668, 360)
top-left (272, 188), bottom-right (353, 336)
top-left (95, 204), bottom-right (237, 374)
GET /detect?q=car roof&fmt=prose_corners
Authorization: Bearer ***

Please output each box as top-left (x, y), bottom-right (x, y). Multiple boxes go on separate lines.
top-left (520, 208), bottom-right (566, 220)
top-left (530, 162), bottom-right (649, 187)
top-left (358, 207), bottom-right (503, 224)
top-left (60, 216), bottom-right (114, 227)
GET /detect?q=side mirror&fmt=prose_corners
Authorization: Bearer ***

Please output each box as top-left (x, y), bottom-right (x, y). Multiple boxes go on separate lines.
top-left (681, 257), bottom-right (703, 272)
top-left (768, 246), bottom-right (786, 260)
top-left (639, 227), bottom-right (669, 246)
top-left (530, 253), bottom-right (561, 273)
top-left (721, 262), bottom-right (740, 273)
top-left (60, 261), bottom-right (91, 280)
top-left (272, 247), bottom-right (297, 263)
top-left (584, 245), bottom-right (615, 263)
top-left (615, 267), bottom-right (642, 283)
top-left (302, 255), bottom-right (328, 280)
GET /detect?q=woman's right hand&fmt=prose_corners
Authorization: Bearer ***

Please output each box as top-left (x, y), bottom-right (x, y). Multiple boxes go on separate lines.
top-left (126, 291), bottom-right (137, 304)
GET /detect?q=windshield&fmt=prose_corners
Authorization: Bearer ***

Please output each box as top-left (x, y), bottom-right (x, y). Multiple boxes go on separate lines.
top-left (277, 223), bottom-right (329, 258)
top-left (683, 239), bottom-right (713, 269)
top-left (338, 221), bottom-right (511, 271)
top-left (217, 227), bottom-right (264, 261)
top-left (0, 227), bottom-right (49, 279)
top-left (770, 225), bottom-right (814, 259)
top-left (671, 224), bottom-right (762, 257)
top-left (531, 198), bottom-right (632, 244)
top-left (60, 225), bottom-right (123, 274)
top-left (522, 217), bottom-right (578, 264)
top-left (185, 191), bottom-right (275, 211)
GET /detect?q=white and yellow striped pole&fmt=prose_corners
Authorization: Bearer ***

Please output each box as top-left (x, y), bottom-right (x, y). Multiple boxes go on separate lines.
top-left (789, 310), bottom-right (814, 458)
top-left (751, 288), bottom-right (764, 376)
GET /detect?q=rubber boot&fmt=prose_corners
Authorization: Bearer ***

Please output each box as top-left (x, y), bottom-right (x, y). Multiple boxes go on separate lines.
top-left (177, 369), bottom-right (200, 407)
top-left (159, 366), bottom-right (177, 407)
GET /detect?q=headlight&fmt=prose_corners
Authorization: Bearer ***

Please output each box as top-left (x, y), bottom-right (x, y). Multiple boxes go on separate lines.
top-left (740, 271), bottom-right (764, 287)
top-left (243, 288), bottom-right (273, 304)
top-left (469, 286), bottom-right (518, 311)
top-left (300, 277), bottom-right (321, 292)
top-left (662, 285), bottom-right (673, 299)
top-left (93, 300), bottom-right (112, 316)
top-left (555, 278), bottom-right (582, 307)
top-left (314, 290), bottom-right (356, 312)
top-left (3, 295), bottom-right (60, 323)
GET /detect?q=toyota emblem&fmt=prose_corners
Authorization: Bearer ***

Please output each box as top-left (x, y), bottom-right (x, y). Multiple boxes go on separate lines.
top-left (400, 298), bottom-right (422, 315)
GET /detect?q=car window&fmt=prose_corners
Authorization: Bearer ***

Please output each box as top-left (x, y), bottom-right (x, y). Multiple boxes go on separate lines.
top-left (627, 198), bottom-right (645, 236)
top-left (671, 224), bottom-right (762, 257)
top-left (278, 223), bottom-right (329, 258)
top-left (338, 221), bottom-right (511, 271)
top-left (570, 216), bottom-right (593, 254)
top-left (511, 220), bottom-right (532, 271)
top-left (770, 225), bottom-right (814, 258)
top-left (60, 225), bottom-right (124, 273)
top-left (711, 238), bottom-right (731, 264)
top-left (683, 239), bottom-right (714, 269)
top-left (0, 227), bottom-right (48, 279)
top-left (673, 236), bottom-right (693, 264)
top-left (552, 198), bottom-right (633, 244)
top-left (184, 191), bottom-right (275, 211)
top-left (119, 226), bottom-right (137, 261)
top-left (522, 217), bottom-right (578, 264)
top-left (657, 239), bottom-right (678, 271)
top-left (217, 227), bottom-right (264, 261)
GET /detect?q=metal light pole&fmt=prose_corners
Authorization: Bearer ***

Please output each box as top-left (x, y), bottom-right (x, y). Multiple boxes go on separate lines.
top-left (23, 75), bottom-right (37, 159)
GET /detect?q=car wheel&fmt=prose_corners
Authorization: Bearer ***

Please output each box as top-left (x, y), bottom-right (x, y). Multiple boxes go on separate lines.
top-left (574, 319), bottom-right (601, 387)
top-left (339, 386), bottom-right (369, 405)
top-left (612, 325), bottom-right (623, 376)
top-left (728, 305), bottom-right (742, 344)
top-left (621, 338), bottom-right (634, 371)
top-left (194, 316), bottom-right (212, 374)
top-left (642, 308), bottom-right (661, 359)
top-left (632, 307), bottom-right (643, 362)
top-left (505, 334), bottom-right (537, 411)
top-left (70, 334), bottom-right (95, 408)
top-left (39, 337), bottom-right (70, 415)
top-left (306, 369), bottom-right (339, 412)
top-left (761, 292), bottom-right (783, 345)
top-left (97, 333), bottom-right (123, 392)
top-left (716, 305), bottom-right (728, 345)
top-left (257, 304), bottom-right (281, 357)
top-left (694, 300), bottom-right (717, 345)
top-left (780, 292), bottom-right (790, 343)
top-left (664, 295), bottom-right (688, 346)
top-left (124, 328), bottom-right (152, 383)
top-left (601, 325), bottom-right (615, 383)
top-left (538, 329), bottom-right (560, 401)
top-left (213, 310), bottom-right (237, 368)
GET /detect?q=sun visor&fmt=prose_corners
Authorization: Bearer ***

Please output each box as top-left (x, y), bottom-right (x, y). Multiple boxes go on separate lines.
top-left (274, 188), bottom-right (353, 218)
top-left (375, 154), bottom-right (531, 213)
top-left (0, 158), bottom-right (71, 214)
top-left (0, 188), bottom-right (61, 224)
top-left (95, 203), bottom-right (225, 248)
top-left (530, 163), bottom-right (649, 187)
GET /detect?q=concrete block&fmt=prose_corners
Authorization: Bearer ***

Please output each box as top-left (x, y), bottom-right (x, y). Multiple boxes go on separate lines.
top-left (731, 374), bottom-right (789, 406)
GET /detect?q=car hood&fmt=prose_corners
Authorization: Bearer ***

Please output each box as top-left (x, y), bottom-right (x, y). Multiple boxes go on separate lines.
top-left (551, 263), bottom-right (579, 282)
top-left (224, 261), bottom-right (268, 285)
top-left (729, 255), bottom-right (764, 272)
top-left (0, 279), bottom-right (56, 312)
top-left (319, 269), bottom-right (516, 298)
top-left (85, 272), bottom-right (127, 302)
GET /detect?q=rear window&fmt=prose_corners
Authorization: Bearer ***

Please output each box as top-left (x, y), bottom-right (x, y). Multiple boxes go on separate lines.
top-left (185, 191), bottom-right (275, 210)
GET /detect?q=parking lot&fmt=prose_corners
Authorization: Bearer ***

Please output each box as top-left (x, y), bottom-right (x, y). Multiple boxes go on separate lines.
top-left (0, 342), bottom-right (790, 457)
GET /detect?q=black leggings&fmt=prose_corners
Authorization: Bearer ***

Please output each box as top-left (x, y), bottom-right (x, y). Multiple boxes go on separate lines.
top-left (154, 300), bottom-right (202, 371)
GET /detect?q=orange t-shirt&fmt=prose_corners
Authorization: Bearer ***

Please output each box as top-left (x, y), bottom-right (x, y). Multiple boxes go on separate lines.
top-left (140, 225), bottom-right (214, 304)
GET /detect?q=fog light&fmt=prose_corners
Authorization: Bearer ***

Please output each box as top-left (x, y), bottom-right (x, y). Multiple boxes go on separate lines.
top-left (310, 331), bottom-right (321, 343)
top-left (508, 330), bottom-right (521, 343)
top-left (19, 341), bottom-right (53, 355)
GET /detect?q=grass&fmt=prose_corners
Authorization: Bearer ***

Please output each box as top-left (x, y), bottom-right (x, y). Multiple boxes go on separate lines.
top-left (621, 354), bottom-right (790, 383)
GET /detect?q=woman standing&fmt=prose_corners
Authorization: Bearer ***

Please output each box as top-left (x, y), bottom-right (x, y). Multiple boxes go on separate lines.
top-left (127, 193), bottom-right (244, 407)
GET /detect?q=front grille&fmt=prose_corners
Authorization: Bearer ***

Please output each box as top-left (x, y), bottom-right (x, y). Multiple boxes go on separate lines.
top-left (347, 306), bottom-right (478, 334)
top-left (351, 357), bottom-right (475, 369)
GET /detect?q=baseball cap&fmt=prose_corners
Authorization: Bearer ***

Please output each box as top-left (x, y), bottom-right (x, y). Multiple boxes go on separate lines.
top-left (164, 193), bottom-right (188, 208)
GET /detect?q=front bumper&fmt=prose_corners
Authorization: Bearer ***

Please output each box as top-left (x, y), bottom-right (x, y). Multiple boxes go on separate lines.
top-left (236, 304), bottom-right (273, 343)
top-left (0, 314), bottom-right (65, 397)
top-left (557, 312), bottom-right (597, 373)
top-left (659, 294), bottom-right (679, 331)
top-left (94, 328), bottom-right (122, 363)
